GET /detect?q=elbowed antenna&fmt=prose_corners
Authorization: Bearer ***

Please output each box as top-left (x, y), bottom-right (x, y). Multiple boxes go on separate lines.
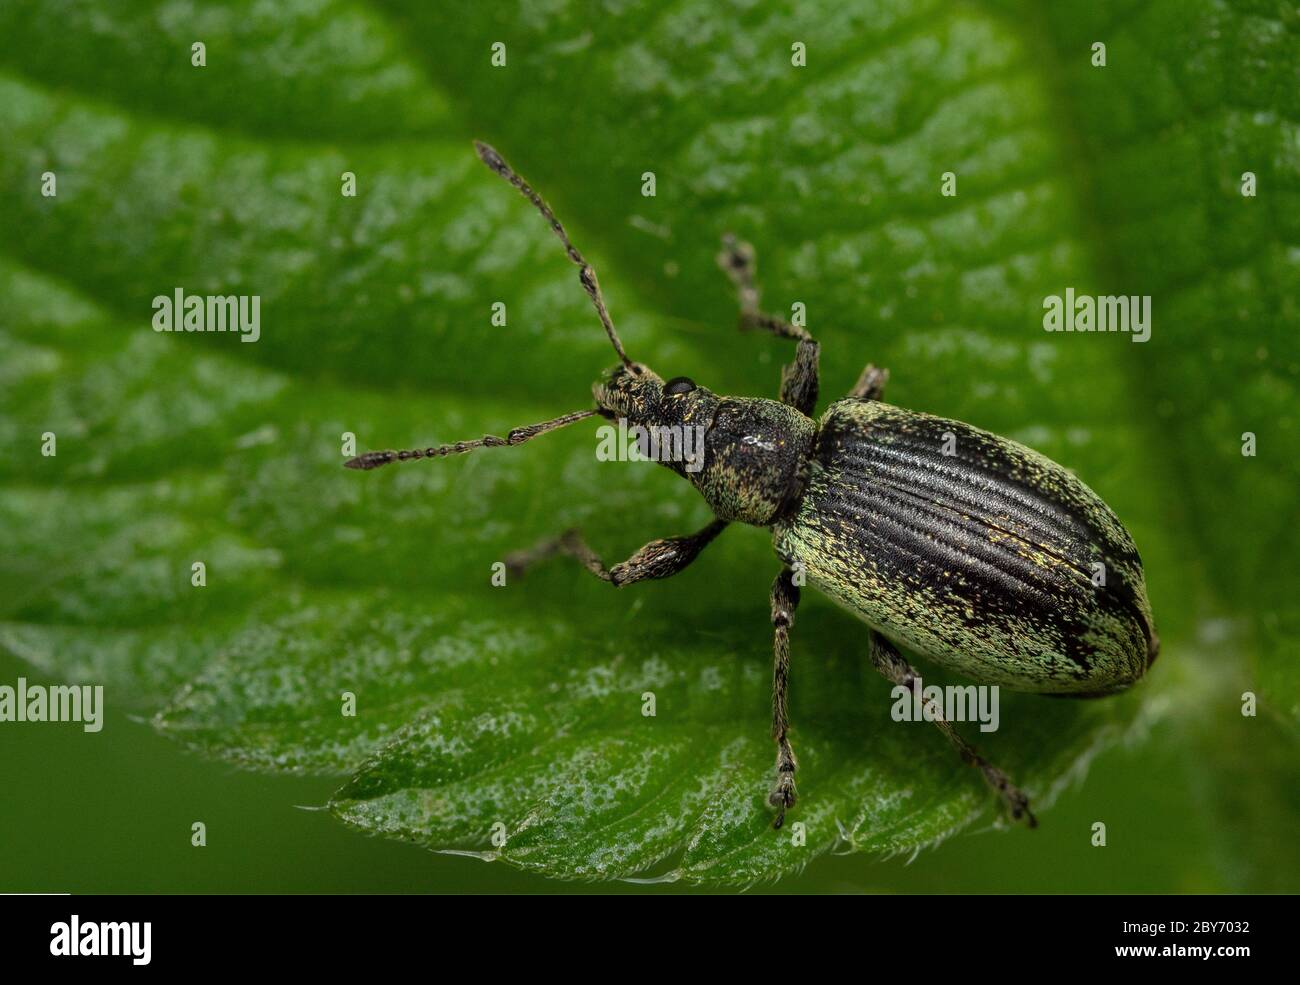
top-left (345, 409), bottom-right (601, 470)
top-left (473, 140), bottom-right (637, 373)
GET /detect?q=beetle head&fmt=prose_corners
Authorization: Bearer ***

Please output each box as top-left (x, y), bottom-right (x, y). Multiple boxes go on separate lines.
top-left (593, 364), bottom-right (717, 430)
top-left (594, 366), bottom-right (816, 525)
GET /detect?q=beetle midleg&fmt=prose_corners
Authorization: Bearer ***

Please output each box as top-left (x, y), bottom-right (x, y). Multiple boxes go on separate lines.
top-left (503, 519), bottom-right (727, 587)
top-left (768, 567), bottom-right (801, 828)
top-left (716, 234), bottom-right (819, 415)
top-left (847, 363), bottom-right (890, 401)
top-left (868, 633), bottom-right (1038, 828)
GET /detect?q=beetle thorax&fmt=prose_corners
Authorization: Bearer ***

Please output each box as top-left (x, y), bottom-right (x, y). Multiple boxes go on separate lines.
top-left (689, 397), bottom-right (817, 526)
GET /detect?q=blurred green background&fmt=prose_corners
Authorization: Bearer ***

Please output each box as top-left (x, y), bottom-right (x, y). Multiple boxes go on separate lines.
top-left (1, 0), bottom-right (1296, 891)
top-left (0, 682), bottom-right (1268, 892)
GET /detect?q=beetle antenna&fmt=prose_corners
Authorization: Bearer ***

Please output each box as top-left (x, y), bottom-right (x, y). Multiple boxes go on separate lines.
top-left (474, 140), bottom-right (637, 373)
top-left (345, 409), bottom-right (599, 471)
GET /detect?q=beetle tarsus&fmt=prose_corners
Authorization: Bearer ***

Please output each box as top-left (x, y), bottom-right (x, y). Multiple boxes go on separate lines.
top-left (769, 766), bottom-right (798, 829)
top-left (716, 233), bottom-right (759, 316)
top-left (504, 528), bottom-right (612, 583)
top-left (979, 760), bottom-right (1037, 828)
top-left (503, 521), bottom-right (728, 588)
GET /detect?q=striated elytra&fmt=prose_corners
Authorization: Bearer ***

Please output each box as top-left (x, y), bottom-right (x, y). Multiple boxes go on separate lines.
top-left (775, 399), bottom-right (1159, 697)
top-left (347, 142), bottom-right (1159, 831)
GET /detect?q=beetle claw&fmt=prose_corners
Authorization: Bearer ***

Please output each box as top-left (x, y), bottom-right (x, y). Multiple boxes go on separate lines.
top-left (768, 772), bottom-right (798, 829)
top-left (1009, 795), bottom-right (1038, 829)
top-left (997, 774), bottom-right (1036, 828)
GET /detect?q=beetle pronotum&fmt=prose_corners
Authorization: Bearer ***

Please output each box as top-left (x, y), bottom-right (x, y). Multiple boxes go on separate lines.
top-left (348, 142), bottom-right (1160, 829)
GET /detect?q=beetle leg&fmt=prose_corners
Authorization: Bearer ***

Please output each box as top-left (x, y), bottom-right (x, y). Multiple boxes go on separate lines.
top-left (768, 567), bottom-right (801, 828)
top-left (503, 519), bottom-right (727, 587)
top-left (847, 363), bottom-right (890, 401)
top-left (868, 633), bottom-right (1038, 828)
top-left (716, 234), bottom-right (820, 416)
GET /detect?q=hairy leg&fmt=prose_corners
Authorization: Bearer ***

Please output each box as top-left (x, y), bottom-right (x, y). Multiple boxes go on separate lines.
top-left (768, 567), bottom-right (801, 828)
top-left (869, 632), bottom-right (1036, 827)
top-left (504, 519), bottom-right (728, 587)
top-left (716, 235), bottom-right (820, 416)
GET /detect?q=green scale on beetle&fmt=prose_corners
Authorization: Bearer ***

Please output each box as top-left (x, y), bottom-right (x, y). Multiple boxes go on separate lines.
top-left (348, 142), bottom-right (1160, 830)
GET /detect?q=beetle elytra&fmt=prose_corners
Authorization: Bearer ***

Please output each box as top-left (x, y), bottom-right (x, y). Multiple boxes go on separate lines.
top-left (347, 142), bottom-right (1160, 829)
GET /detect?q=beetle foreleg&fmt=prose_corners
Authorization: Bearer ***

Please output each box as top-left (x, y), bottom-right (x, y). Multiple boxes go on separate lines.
top-left (868, 633), bottom-right (1037, 828)
top-left (503, 519), bottom-right (727, 587)
top-left (768, 567), bottom-right (801, 829)
top-left (716, 234), bottom-right (820, 416)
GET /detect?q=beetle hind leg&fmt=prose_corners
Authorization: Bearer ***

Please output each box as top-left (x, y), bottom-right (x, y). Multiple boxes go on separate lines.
top-left (869, 633), bottom-right (1037, 828)
top-left (768, 568), bottom-right (801, 828)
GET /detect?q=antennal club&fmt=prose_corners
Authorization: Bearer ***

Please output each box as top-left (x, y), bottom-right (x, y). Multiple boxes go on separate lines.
top-left (473, 140), bottom-right (636, 373)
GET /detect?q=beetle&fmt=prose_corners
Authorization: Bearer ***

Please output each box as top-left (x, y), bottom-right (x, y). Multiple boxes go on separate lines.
top-left (347, 141), bottom-right (1160, 829)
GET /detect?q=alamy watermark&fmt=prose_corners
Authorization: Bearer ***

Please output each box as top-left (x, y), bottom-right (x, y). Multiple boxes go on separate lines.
top-left (891, 677), bottom-right (1000, 732)
top-left (50, 915), bottom-right (150, 965)
top-left (0, 677), bottom-right (103, 732)
top-left (1043, 289), bottom-right (1150, 343)
top-left (596, 418), bottom-right (705, 473)
top-left (152, 288), bottom-right (261, 342)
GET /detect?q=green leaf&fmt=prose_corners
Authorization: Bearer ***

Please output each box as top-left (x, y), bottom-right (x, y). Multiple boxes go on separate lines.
top-left (1, 0), bottom-right (1295, 885)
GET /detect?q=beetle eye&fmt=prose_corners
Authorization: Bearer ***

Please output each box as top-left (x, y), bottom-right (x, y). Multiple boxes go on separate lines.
top-left (664, 376), bottom-right (696, 396)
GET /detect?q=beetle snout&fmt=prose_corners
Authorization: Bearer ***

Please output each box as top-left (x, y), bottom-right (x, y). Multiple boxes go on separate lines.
top-left (593, 363), bottom-right (660, 416)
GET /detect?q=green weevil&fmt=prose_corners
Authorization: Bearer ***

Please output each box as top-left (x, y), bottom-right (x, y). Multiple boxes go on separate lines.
top-left (347, 142), bottom-right (1160, 829)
